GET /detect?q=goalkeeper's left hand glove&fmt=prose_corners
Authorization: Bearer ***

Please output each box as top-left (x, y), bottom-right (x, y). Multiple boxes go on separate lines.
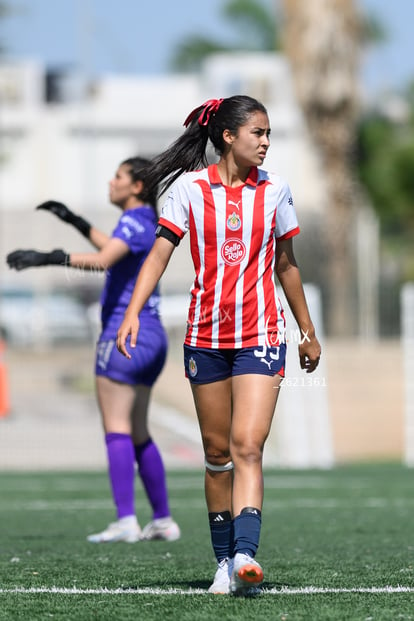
top-left (6, 249), bottom-right (69, 271)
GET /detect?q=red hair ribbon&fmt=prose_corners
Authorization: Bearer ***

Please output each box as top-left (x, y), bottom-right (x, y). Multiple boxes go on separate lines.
top-left (183, 98), bottom-right (224, 127)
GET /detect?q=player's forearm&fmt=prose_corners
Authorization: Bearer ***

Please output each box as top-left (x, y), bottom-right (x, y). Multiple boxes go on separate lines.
top-left (277, 265), bottom-right (315, 337)
top-left (88, 227), bottom-right (110, 250)
top-left (67, 252), bottom-right (107, 271)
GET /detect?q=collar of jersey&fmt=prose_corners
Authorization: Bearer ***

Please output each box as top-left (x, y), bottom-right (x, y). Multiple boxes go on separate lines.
top-left (208, 164), bottom-right (258, 187)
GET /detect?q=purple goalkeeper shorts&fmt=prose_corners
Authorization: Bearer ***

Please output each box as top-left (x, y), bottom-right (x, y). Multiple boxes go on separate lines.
top-left (95, 321), bottom-right (167, 387)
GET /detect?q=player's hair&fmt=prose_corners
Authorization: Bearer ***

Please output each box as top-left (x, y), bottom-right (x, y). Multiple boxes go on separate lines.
top-left (144, 95), bottom-right (268, 197)
top-left (121, 156), bottom-right (158, 214)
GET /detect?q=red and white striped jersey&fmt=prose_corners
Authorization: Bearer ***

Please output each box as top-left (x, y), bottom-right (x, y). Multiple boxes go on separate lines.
top-left (158, 164), bottom-right (300, 349)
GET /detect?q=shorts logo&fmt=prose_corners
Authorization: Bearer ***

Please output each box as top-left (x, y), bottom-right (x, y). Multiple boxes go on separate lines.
top-left (254, 344), bottom-right (280, 370)
top-left (221, 238), bottom-right (246, 266)
top-left (188, 357), bottom-right (198, 377)
top-left (96, 340), bottom-right (115, 370)
top-left (227, 212), bottom-right (241, 231)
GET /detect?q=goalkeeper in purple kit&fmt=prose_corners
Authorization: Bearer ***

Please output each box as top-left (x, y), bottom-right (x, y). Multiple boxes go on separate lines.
top-left (6, 156), bottom-right (180, 543)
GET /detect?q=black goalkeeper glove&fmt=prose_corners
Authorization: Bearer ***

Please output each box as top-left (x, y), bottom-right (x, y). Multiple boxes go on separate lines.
top-left (6, 249), bottom-right (69, 271)
top-left (36, 200), bottom-right (91, 239)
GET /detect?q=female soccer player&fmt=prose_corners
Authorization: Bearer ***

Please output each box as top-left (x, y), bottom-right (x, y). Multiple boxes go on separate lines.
top-left (116, 96), bottom-right (321, 595)
top-left (6, 156), bottom-right (180, 544)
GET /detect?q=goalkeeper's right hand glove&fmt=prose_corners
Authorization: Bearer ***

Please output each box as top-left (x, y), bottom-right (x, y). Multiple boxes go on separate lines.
top-left (36, 200), bottom-right (91, 238)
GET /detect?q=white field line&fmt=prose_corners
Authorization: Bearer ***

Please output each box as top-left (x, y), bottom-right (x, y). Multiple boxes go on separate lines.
top-left (2, 497), bottom-right (414, 512)
top-left (1, 586), bottom-right (414, 596)
top-left (0, 475), bottom-right (334, 493)
top-left (0, 475), bottom-right (385, 492)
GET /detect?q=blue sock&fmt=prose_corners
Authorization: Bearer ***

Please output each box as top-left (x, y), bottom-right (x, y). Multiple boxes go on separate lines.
top-left (208, 511), bottom-right (233, 562)
top-left (233, 507), bottom-right (262, 558)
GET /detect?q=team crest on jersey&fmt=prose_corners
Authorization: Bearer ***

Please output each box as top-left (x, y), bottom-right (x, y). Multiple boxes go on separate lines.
top-left (221, 238), bottom-right (246, 266)
top-left (188, 357), bottom-right (198, 377)
top-left (227, 212), bottom-right (241, 231)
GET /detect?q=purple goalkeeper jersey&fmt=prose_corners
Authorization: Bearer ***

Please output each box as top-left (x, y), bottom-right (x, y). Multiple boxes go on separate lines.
top-left (100, 205), bottom-right (161, 339)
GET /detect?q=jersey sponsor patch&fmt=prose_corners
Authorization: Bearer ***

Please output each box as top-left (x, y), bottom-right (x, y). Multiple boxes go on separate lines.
top-left (221, 238), bottom-right (246, 266)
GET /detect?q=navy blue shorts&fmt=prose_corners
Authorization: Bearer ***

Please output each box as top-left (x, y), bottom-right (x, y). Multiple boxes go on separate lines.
top-left (95, 323), bottom-right (167, 387)
top-left (183, 343), bottom-right (286, 385)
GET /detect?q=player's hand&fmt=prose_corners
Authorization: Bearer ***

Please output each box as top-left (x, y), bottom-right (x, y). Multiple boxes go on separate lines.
top-left (116, 313), bottom-right (140, 359)
top-left (36, 200), bottom-right (74, 223)
top-left (298, 331), bottom-right (321, 374)
top-left (36, 201), bottom-right (91, 238)
top-left (6, 249), bottom-right (68, 271)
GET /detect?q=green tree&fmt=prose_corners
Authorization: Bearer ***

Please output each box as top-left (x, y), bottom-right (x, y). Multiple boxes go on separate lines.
top-left (357, 95), bottom-right (414, 236)
top-left (170, 0), bottom-right (382, 73)
top-left (170, 0), bottom-right (279, 72)
top-left (356, 87), bottom-right (414, 283)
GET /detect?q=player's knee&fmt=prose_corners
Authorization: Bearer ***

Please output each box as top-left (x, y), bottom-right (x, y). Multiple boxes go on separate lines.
top-left (204, 457), bottom-right (234, 472)
top-left (231, 437), bottom-right (264, 463)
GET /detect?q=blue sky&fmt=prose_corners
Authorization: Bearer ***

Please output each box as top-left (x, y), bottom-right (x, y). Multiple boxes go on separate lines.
top-left (1, 0), bottom-right (413, 96)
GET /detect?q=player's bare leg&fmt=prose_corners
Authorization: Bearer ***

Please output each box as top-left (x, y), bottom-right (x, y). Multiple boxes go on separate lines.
top-left (191, 378), bottom-right (233, 593)
top-left (229, 373), bottom-right (282, 595)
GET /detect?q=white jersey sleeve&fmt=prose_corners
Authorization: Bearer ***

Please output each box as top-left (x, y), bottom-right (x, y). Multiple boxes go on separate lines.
top-left (158, 175), bottom-right (192, 239)
top-left (274, 177), bottom-right (300, 240)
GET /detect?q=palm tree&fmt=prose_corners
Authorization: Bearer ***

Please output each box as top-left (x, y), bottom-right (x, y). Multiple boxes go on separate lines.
top-left (281, 0), bottom-right (363, 336)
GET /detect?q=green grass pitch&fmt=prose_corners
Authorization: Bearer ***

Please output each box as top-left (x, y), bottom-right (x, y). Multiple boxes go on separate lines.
top-left (1, 463), bottom-right (414, 620)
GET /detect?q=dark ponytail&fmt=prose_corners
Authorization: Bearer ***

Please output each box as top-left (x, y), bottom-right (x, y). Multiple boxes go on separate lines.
top-left (145, 95), bottom-right (268, 198)
top-left (144, 122), bottom-right (210, 198)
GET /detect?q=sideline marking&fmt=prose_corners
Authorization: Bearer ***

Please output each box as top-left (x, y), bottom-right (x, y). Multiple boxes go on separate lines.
top-left (2, 497), bottom-right (414, 512)
top-left (1, 586), bottom-right (414, 595)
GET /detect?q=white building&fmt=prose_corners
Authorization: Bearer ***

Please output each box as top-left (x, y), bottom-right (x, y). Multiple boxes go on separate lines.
top-left (0, 52), bottom-right (327, 293)
top-left (0, 52), bottom-right (378, 340)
